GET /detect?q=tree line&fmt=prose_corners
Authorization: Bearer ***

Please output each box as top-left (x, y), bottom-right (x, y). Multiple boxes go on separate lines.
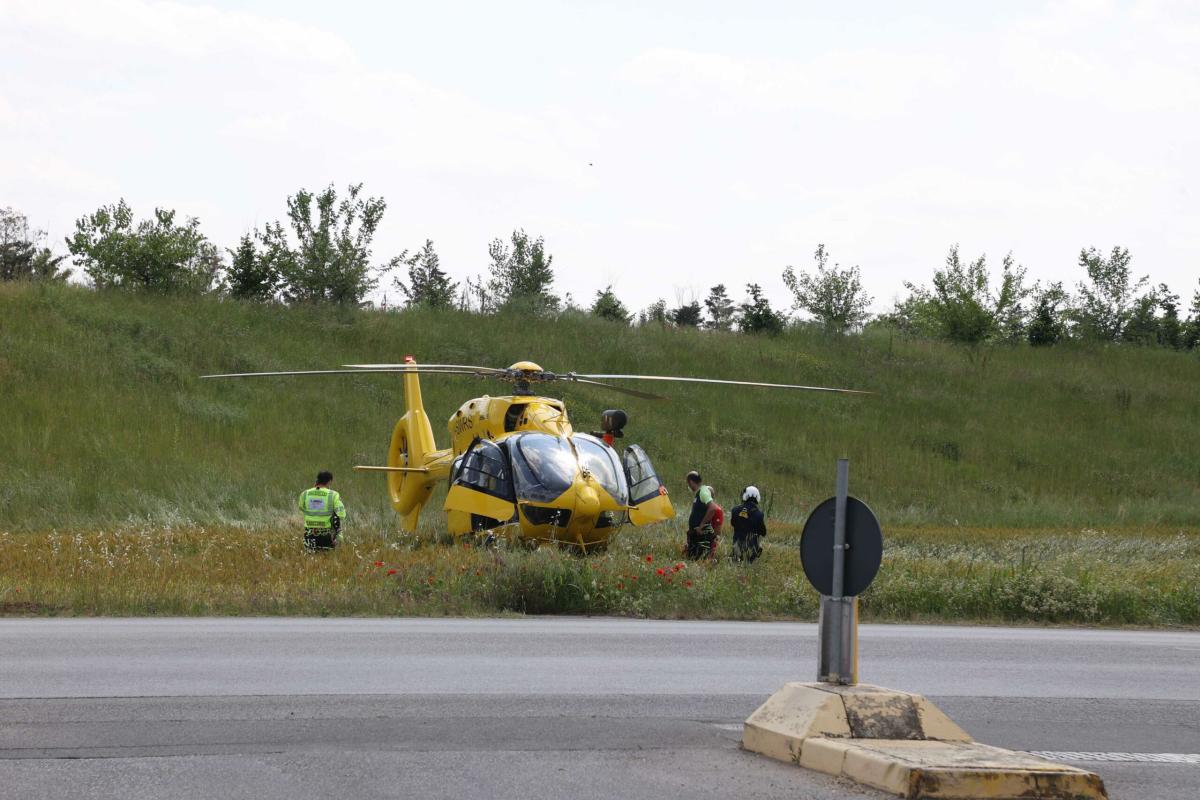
top-left (3, 184), bottom-right (1199, 352)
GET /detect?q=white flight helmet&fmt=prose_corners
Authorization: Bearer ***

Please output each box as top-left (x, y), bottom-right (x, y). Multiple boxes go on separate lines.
top-left (741, 485), bottom-right (761, 503)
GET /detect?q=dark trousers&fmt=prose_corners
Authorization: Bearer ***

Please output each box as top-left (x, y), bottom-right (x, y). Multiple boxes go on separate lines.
top-left (732, 533), bottom-right (762, 562)
top-left (685, 524), bottom-right (718, 560)
top-left (304, 515), bottom-right (340, 551)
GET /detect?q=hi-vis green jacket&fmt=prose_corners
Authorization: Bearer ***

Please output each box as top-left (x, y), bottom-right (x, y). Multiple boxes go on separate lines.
top-left (298, 486), bottom-right (346, 530)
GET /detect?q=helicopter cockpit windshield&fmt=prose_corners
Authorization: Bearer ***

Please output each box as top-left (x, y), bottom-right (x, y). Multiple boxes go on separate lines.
top-left (507, 432), bottom-right (629, 506)
top-left (572, 433), bottom-right (629, 505)
top-left (510, 433), bottom-right (577, 503)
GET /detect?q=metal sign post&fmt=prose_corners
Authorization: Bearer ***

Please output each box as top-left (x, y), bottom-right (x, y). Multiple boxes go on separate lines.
top-left (823, 459), bottom-right (853, 684)
top-left (800, 459), bottom-right (882, 686)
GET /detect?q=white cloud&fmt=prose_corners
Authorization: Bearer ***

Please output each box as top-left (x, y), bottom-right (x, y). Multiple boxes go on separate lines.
top-left (1003, 0), bottom-right (1200, 112)
top-left (0, 0), bottom-right (593, 189)
top-left (4, 0), bottom-right (355, 64)
top-left (623, 46), bottom-right (957, 119)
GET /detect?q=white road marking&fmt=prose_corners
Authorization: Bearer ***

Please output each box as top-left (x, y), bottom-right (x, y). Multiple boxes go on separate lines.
top-left (1028, 752), bottom-right (1200, 765)
top-left (712, 724), bottom-right (744, 731)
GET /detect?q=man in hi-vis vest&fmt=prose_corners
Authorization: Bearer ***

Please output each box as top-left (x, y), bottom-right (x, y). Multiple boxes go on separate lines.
top-left (298, 470), bottom-right (347, 551)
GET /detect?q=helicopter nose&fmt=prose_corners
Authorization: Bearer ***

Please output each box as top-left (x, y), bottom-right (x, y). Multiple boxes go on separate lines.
top-left (571, 482), bottom-right (601, 533)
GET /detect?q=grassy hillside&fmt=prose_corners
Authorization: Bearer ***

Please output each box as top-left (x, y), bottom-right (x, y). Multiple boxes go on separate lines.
top-left (2, 281), bottom-right (1198, 533)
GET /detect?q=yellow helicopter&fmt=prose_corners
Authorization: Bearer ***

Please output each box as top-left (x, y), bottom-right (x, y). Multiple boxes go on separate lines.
top-left (203, 358), bottom-right (867, 551)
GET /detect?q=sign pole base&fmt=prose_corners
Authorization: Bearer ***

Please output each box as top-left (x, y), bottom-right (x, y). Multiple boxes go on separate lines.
top-left (817, 595), bottom-right (857, 685)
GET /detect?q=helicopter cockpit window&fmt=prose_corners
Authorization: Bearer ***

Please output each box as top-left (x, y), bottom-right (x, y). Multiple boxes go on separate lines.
top-left (624, 444), bottom-right (665, 506)
top-left (510, 433), bottom-right (577, 503)
top-left (572, 434), bottom-right (628, 505)
top-left (455, 439), bottom-right (515, 502)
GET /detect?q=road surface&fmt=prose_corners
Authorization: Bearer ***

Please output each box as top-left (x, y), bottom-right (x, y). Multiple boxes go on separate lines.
top-left (1, 618), bottom-right (1197, 799)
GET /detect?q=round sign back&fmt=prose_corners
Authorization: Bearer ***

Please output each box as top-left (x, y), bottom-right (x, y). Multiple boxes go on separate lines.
top-left (800, 496), bottom-right (883, 597)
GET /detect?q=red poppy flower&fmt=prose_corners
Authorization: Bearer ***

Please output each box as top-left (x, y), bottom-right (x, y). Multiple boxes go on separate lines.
top-left (387, 569), bottom-right (397, 576)
top-left (616, 582), bottom-right (625, 590)
top-left (674, 563), bottom-right (685, 571)
top-left (655, 568), bottom-right (665, 576)
top-left (632, 575), bottom-right (639, 581)
top-left (373, 561), bottom-right (384, 567)
top-left (645, 555), bottom-right (653, 563)
top-left (685, 580), bottom-right (693, 588)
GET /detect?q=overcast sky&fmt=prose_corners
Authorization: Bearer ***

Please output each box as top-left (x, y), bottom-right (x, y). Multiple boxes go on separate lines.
top-left (2, 0), bottom-right (1197, 313)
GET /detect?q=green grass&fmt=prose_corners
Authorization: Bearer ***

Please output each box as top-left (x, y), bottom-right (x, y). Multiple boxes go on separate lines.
top-left (2, 281), bottom-right (1198, 532)
top-left (2, 524), bottom-right (1196, 625)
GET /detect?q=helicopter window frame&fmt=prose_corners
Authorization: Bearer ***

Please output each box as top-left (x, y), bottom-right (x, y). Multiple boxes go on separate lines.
top-left (509, 433), bottom-right (578, 504)
top-left (572, 433), bottom-right (629, 506)
top-left (623, 444), bottom-right (665, 506)
top-left (453, 438), bottom-right (515, 503)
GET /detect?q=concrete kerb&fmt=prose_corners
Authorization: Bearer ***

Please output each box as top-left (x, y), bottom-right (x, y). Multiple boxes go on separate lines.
top-left (741, 682), bottom-right (1108, 800)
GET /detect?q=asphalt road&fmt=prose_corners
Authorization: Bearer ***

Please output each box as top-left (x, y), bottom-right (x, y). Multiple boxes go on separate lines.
top-left (1, 618), bottom-right (1197, 800)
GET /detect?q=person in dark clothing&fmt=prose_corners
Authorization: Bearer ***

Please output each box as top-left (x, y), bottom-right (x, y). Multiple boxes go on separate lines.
top-left (730, 485), bottom-right (767, 562)
top-left (685, 470), bottom-right (723, 560)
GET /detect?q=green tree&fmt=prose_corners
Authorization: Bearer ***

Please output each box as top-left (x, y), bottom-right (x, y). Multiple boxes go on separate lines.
top-left (262, 183), bottom-right (398, 305)
top-left (590, 285), bottom-right (632, 324)
top-left (395, 239), bottom-right (458, 309)
top-left (670, 301), bottom-right (703, 327)
top-left (66, 199), bottom-right (219, 293)
top-left (1153, 284), bottom-right (1183, 350)
top-left (897, 246), bottom-right (1030, 346)
top-left (782, 244), bottom-right (872, 334)
top-left (737, 283), bottom-right (785, 335)
top-left (487, 229), bottom-right (559, 314)
top-left (1027, 282), bottom-right (1067, 347)
top-left (703, 284), bottom-right (736, 331)
top-left (1184, 281), bottom-right (1200, 350)
top-left (0, 207), bottom-right (69, 282)
top-left (1121, 290), bottom-right (1161, 346)
top-left (457, 274), bottom-right (491, 313)
top-left (638, 299), bottom-right (669, 326)
top-left (1071, 246), bottom-right (1148, 342)
top-left (1, 207), bottom-right (35, 280)
top-left (224, 233), bottom-right (280, 302)
top-left (28, 248), bottom-right (70, 282)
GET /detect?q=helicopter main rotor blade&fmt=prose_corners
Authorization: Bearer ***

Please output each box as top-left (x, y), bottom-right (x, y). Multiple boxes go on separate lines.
top-left (353, 465), bottom-right (430, 473)
top-left (201, 367), bottom-right (493, 379)
top-left (342, 363), bottom-right (508, 375)
top-left (574, 373), bottom-right (873, 396)
top-left (563, 377), bottom-right (668, 401)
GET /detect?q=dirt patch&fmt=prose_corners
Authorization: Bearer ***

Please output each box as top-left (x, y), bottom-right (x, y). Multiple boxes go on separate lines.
top-left (0, 601), bottom-right (65, 615)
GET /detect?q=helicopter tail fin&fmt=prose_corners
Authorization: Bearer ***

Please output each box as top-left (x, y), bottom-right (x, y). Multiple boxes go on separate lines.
top-left (355, 360), bottom-right (452, 531)
top-left (402, 355), bottom-right (425, 415)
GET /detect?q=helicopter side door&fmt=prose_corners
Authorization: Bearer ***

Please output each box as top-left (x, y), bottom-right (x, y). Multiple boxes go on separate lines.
top-left (623, 444), bottom-right (674, 525)
top-left (444, 439), bottom-right (517, 525)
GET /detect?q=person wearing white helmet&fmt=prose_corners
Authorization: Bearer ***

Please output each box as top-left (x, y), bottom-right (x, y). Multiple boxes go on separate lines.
top-left (730, 485), bottom-right (767, 562)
